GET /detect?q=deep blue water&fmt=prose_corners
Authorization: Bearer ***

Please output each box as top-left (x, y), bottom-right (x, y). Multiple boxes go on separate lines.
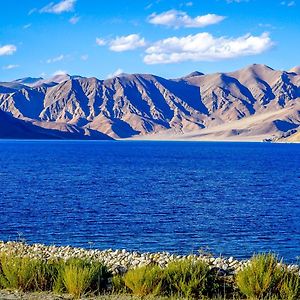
top-left (0, 141), bottom-right (300, 262)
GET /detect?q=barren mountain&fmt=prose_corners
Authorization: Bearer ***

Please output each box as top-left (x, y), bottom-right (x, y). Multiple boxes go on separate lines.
top-left (0, 109), bottom-right (111, 139)
top-left (0, 64), bottom-right (299, 141)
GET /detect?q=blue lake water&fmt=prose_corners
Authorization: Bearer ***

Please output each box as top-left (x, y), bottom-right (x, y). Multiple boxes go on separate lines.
top-left (0, 140), bottom-right (300, 262)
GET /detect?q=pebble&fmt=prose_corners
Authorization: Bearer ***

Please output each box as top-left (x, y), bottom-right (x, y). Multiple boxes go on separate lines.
top-left (0, 241), bottom-right (299, 277)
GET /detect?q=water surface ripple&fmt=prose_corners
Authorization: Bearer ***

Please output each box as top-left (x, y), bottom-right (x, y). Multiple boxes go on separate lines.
top-left (0, 141), bottom-right (299, 262)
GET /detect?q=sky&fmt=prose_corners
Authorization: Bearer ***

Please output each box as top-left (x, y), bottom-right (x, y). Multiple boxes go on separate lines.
top-left (0, 0), bottom-right (299, 81)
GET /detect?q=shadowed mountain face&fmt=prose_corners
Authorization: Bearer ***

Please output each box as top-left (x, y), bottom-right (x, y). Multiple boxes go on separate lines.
top-left (0, 64), bottom-right (300, 141)
top-left (0, 110), bottom-right (113, 140)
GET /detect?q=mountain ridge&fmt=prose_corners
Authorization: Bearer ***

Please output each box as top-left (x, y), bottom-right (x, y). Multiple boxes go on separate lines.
top-left (0, 64), bottom-right (300, 142)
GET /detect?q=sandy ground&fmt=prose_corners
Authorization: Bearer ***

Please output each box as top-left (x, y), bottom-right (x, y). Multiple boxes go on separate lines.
top-left (0, 291), bottom-right (193, 300)
top-left (126, 105), bottom-right (300, 142)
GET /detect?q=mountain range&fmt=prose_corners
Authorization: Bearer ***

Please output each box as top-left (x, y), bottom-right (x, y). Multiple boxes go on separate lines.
top-left (0, 64), bottom-right (300, 142)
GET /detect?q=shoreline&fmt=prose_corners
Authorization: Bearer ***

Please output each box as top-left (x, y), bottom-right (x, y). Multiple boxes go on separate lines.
top-left (0, 138), bottom-right (299, 143)
top-left (1, 241), bottom-right (299, 276)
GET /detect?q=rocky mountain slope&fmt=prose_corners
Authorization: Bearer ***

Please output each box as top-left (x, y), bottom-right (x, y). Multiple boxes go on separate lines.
top-left (0, 64), bottom-right (299, 141)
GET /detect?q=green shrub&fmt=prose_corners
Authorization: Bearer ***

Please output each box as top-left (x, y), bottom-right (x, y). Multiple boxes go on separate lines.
top-left (236, 253), bottom-right (284, 299)
top-left (160, 259), bottom-right (216, 299)
top-left (279, 271), bottom-right (300, 300)
top-left (0, 255), bottom-right (57, 292)
top-left (124, 265), bottom-right (163, 297)
top-left (111, 274), bottom-right (129, 294)
top-left (59, 259), bottom-right (110, 299)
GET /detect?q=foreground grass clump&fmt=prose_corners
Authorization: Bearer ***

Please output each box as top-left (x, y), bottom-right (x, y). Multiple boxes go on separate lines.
top-left (0, 255), bottom-right (111, 298)
top-left (59, 259), bottom-right (111, 299)
top-left (236, 253), bottom-right (286, 299)
top-left (111, 274), bottom-right (129, 294)
top-left (279, 271), bottom-right (300, 300)
top-left (124, 265), bottom-right (163, 297)
top-left (0, 250), bottom-right (300, 299)
top-left (123, 259), bottom-right (218, 299)
top-left (161, 259), bottom-right (218, 299)
top-left (0, 254), bottom-right (58, 292)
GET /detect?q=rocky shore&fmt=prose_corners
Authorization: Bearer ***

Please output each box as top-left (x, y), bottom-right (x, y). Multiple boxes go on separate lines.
top-left (1, 241), bottom-right (299, 277)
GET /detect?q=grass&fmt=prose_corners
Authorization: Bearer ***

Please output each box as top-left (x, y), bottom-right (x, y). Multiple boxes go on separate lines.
top-left (60, 259), bottom-right (111, 299)
top-left (279, 270), bottom-right (300, 300)
top-left (124, 265), bottom-right (163, 297)
top-left (111, 274), bottom-right (129, 294)
top-left (0, 254), bottom-right (58, 292)
top-left (0, 255), bottom-right (111, 298)
top-left (236, 253), bottom-right (297, 299)
top-left (0, 252), bottom-right (299, 299)
top-left (160, 258), bottom-right (216, 299)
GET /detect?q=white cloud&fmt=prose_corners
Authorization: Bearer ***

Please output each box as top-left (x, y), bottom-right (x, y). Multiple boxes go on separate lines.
top-left (81, 54), bottom-right (89, 61)
top-left (28, 8), bottom-right (37, 15)
top-left (53, 70), bottom-right (67, 76)
top-left (0, 45), bottom-right (17, 56)
top-left (40, 0), bottom-right (76, 14)
top-left (2, 64), bottom-right (19, 70)
top-left (259, 23), bottom-right (277, 30)
top-left (107, 68), bottom-right (124, 79)
top-left (148, 10), bottom-right (225, 28)
top-left (281, 1), bottom-right (296, 6)
top-left (46, 54), bottom-right (65, 64)
top-left (226, 0), bottom-right (249, 2)
top-left (109, 34), bottom-right (146, 52)
top-left (144, 32), bottom-right (273, 64)
top-left (23, 23), bottom-right (32, 29)
top-left (69, 15), bottom-right (80, 24)
top-left (96, 38), bottom-right (107, 46)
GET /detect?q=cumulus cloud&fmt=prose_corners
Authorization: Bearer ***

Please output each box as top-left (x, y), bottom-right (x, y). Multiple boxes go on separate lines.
top-left (148, 10), bottom-right (225, 28)
top-left (109, 34), bottom-right (146, 52)
top-left (144, 32), bottom-right (273, 64)
top-left (46, 54), bottom-right (65, 64)
top-left (107, 68), bottom-right (124, 79)
top-left (40, 0), bottom-right (76, 14)
top-left (2, 64), bottom-right (19, 70)
top-left (0, 45), bottom-right (17, 56)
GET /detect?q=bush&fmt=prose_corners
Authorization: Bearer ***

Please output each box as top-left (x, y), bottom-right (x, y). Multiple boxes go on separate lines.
top-left (60, 259), bottom-right (111, 299)
top-left (279, 271), bottom-right (300, 300)
top-left (236, 253), bottom-right (284, 299)
top-left (0, 255), bottom-right (57, 292)
top-left (111, 274), bottom-right (129, 294)
top-left (124, 265), bottom-right (163, 297)
top-left (161, 259), bottom-right (217, 299)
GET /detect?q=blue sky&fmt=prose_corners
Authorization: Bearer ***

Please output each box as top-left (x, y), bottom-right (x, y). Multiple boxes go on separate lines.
top-left (0, 0), bottom-right (299, 81)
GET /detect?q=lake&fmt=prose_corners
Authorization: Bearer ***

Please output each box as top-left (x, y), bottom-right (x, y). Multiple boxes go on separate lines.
top-left (0, 140), bottom-right (299, 262)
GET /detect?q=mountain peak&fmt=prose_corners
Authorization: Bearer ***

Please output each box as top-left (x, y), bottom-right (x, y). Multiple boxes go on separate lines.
top-left (183, 71), bottom-right (205, 78)
top-left (1, 63), bottom-right (300, 141)
top-left (14, 77), bottom-right (44, 87)
top-left (244, 64), bottom-right (274, 72)
top-left (289, 66), bottom-right (300, 74)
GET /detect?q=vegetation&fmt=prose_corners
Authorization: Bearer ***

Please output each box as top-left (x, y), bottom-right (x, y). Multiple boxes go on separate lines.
top-left (0, 252), bottom-right (299, 299)
top-left (0, 255), bottom-right (58, 292)
top-left (124, 265), bottom-right (163, 297)
top-left (279, 271), bottom-right (300, 300)
top-left (160, 259), bottom-right (217, 298)
top-left (236, 253), bottom-right (300, 300)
